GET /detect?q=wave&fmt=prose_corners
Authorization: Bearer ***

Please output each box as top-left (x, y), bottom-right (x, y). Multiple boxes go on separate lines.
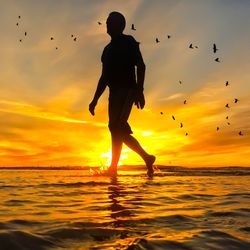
top-left (45, 227), bottom-right (127, 242)
top-left (205, 210), bottom-right (243, 217)
top-left (37, 181), bottom-right (110, 188)
top-left (1, 218), bottom-right (249, 250)
top-left (176, 193), bottom-right (216, 200)
top-left (126, 230), bottom-right (250, 250)
top-left (0, 231), bottom-right (55, 250)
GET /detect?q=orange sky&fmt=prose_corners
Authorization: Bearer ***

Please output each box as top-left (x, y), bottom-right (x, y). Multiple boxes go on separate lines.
top-left (0, 0), bottom-right (250, 167)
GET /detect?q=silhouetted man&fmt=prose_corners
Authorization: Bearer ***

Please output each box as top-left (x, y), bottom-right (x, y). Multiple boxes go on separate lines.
top-left (89, 11), bottom-right (155, 177)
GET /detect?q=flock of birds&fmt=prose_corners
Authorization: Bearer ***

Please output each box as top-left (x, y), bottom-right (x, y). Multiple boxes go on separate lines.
top-left (16, 16), bottom-right (222, 63)
top-left (159, 79), bottom-right (243, 137)
top-left (16, 15), bottom-right (78, 50)
top-left (160, 81), bottom-right (243, 137)
top-left (15, 16), bottom-right (244, 137)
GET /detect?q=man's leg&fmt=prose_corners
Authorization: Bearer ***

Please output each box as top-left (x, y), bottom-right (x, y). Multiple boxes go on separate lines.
top-left (123, 134), bottom-right (155, 176)
top-left (108, 88), bottom-right (134, 175)
top-left (109, 132), bottom-right (123, 175)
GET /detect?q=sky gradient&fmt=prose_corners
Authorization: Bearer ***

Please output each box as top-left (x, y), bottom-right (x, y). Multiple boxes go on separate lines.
top-left (1, 0), bottom-right (250, 167)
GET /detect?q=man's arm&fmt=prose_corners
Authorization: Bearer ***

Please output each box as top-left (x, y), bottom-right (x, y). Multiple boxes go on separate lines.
top-left (135, 56), bottom-right (146, 109)
top-left (89, 65), bottom-right (107, 116)
top-left (136, 60), bottom-right (146, 91)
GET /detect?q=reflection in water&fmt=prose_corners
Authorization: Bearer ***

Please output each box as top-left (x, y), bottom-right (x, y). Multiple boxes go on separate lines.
top-left (107, 177), bottom-right (133, 221)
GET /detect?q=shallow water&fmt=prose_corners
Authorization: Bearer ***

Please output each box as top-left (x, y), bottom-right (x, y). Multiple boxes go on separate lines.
top-left (0, 167), bottom-right (250, 250)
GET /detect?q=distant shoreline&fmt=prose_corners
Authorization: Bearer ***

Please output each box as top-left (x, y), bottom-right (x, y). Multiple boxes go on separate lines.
top-left (0, 165), bottom-right (249, 170)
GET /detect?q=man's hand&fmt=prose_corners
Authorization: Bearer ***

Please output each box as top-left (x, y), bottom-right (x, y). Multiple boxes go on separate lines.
top-left (134, 90), bottom-right (145, 109)
top-left (89, 100), bottom-right (97, 116)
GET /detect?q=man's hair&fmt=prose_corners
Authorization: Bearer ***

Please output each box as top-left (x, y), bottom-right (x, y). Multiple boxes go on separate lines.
top-left (107, 11), bottom-right (126, 32)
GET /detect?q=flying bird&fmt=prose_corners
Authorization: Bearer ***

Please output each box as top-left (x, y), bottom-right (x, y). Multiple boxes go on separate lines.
top-left (184, 100), bottom-right (187, 104)
top-left (156, 38), bottom-right (160, 43)
top-left (226, 116), bottom-right (229, 119)
top-left (189, 43), bottom-right (194, 49)
top-left (225, 81), bottom-right (229, 86)
top-left (215, 58), bottom-right (220, 62)
top-left (160, 112), bottom-right (163, 115)
top-left (217, 127), bottom-right (220, 131)
top-left (24, 32), bottom-right (27, 36)
top-left (239, 131), bottom-right (243, 136)
top-left (225, 104), bottom-right (230, 108)
top-left (18, 15), bottom-right (21, 19)
top-left (195, 46), bottom-right (198, 48)
top-left (71, 34), bottom-right (74, 37)
top-left (73, 37), bottom-right (77, 41)
top-left (16, 22), bottom-right (19, 26)
top-left (185, 132), bottom-right (188, 136)
top-left (50, 37), bottom-right (54, 40)
top-left (55, 47), bottom-right (58, 50)
top-left (179, 80), bottom-right (182, 84)
top-left (167, 35), bottom-right (171, 39)
top-left (19, 39), bottom-right (22, 42)
top-left (172, 115), bottom-right (175, 120)
top-left (180, 123), bottom-right (183, 128)
top-left (213, 43), bottom-right (218, 53)
top-left (131, 24), bottom-right (136, 30)
top-left (98, 21), bottom-right (102, 25)
top-left (227, 122), bottom-right (231, 125)
top-left (234, 98), bottom-right (239, 103)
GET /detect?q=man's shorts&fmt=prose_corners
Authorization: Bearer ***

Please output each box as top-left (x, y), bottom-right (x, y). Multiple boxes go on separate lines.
top-left (108, 87), bottom-right (135, 135)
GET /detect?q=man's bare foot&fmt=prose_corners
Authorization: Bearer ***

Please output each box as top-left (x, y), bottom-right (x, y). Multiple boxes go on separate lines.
top-left (101, 167), bottom-right (117, 177)
top-left (145, 155), bottom-right (156, 177)
top-left (91, 167), bottom-right (117, 177)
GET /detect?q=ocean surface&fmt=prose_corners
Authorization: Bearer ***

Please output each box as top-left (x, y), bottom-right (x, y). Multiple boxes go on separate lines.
top-left (0, 166), bottom-right (250, 250)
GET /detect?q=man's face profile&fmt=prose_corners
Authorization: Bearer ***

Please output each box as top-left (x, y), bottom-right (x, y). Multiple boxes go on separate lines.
top-left (106, 12), bottom-right (125, 37)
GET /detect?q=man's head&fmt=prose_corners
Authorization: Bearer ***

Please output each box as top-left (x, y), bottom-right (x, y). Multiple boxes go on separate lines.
top-left (106, 12), bottom-right (126, 37)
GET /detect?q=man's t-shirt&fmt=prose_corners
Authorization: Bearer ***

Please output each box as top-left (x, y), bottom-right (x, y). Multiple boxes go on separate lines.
top-left (101, 34), bottom-right (143, 90)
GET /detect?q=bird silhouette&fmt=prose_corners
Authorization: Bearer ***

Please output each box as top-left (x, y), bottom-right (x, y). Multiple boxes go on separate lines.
top-left (50, 37), bottom-right (54, 40)
top-left (239, 131), bottom-right (243, 136)
top-left (16, 22), bottom-right (19, 26)
top-left (98, 22), bottom-right (102, 25)
top-left (73, 37), bottom-right (77, 41)
top-left (19, 39), bottom-right (22, 42)
top-left (234, 98), bottom-right (239, 103)
top-left (189, 43), bottom-right (194, 49)
top-left (225, 104), bottom-right (230, 108)
top-left (179, 80), bottom-right (182, 84)
top-left (185, 132), bottom-right (188, 136)
top-left (217, 127), bottom-right (219, 131)
top-left (225, 81), bottom-right (229, 86)
top-left (195, 45), bottom-right (198, 48)
top-left (167, 35), bottom-right (171, 39)
top-left (160, 112), bottom-right (163, 115)
top-left (227, 122), bottom-right (231, 125)
top-left (180, 123), bottom-right (183, 128)
top-left (55, 47), bottom-right (58, 50)
top-left (156, 38), bottom-right (160, 43)
top-left (172, 115), bottom-right (175, 120)
top-left (226, 116), bottom-right (229, 119)
top-left (131, 24), bottom-right (136, 30)
top-left (215, 58), bottom-right (220, 62)
top-left (213, 43), bottom-right (218, 53)
top-left (184, 100), bottom-right (187, 104)
top-left (24, 32), bottom-right (27, 36)
top-left (71, 34), bottom-right (74, 37)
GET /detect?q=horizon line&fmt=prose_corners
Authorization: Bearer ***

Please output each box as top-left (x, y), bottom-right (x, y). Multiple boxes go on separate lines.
top-left (0, 165), bottom-right (249, 169)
